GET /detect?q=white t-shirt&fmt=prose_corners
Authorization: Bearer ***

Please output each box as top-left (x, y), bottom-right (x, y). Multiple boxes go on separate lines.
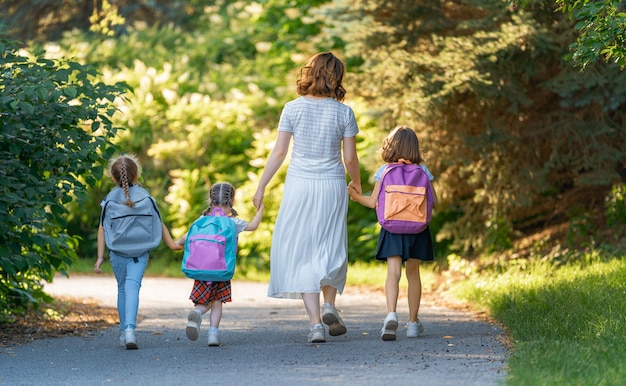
top-left (278, 96), bottom-right (359, 179)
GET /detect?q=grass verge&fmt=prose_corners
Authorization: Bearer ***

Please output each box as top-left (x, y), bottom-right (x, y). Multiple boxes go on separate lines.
top-left (450, 249), bottom-right (626, 385)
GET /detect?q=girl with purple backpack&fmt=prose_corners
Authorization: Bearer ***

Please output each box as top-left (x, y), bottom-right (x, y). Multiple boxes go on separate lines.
top-left (348, 126), bottom-right (437, 341)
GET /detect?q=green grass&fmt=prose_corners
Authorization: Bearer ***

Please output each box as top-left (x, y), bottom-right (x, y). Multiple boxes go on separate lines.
top-left (451, 251), bottom-right (626, 385)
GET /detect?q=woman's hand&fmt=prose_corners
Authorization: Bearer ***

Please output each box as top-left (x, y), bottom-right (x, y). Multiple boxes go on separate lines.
top-left (253, 190), bottom-right (264, 210)
top-left (348, 180), bottom-right (362, 196)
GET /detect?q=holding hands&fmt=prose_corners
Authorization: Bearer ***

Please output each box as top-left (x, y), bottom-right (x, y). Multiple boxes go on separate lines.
top-left (347, 180), bottom-right (361, 200)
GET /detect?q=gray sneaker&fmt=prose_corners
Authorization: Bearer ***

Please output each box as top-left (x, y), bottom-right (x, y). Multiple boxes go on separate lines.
top-left (186, 309), bottom-right (202, 341)
top-left (321, 303), bottom-right (347, 336)
top-left (308, 324), bottom-right (326, 343)
top-left (124, 328), bottom-right (138, 349)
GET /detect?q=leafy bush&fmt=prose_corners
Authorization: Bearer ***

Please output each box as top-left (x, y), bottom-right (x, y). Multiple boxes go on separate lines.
top-left (0, 36), bottom-right (128, 317)
top-left (606, 183), bottom-right (626, 227)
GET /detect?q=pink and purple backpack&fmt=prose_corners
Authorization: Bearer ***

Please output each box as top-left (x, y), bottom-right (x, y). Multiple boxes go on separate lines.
top-left (181, 207), bottom-right (238, 282)
top-left (376, 163), bottom-right (434, 234)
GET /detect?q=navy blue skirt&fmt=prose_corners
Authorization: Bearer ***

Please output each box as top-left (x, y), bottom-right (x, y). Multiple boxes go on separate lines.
top-left (375, 227), bottom-right (435, 262)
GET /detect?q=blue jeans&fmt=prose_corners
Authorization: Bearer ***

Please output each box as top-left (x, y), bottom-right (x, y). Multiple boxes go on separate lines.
top-left (109, 251), bottom-right (148, 331)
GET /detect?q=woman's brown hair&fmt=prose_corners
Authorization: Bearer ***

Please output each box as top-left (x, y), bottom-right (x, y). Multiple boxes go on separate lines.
top-left (296, 52), bottom-right (346, 102)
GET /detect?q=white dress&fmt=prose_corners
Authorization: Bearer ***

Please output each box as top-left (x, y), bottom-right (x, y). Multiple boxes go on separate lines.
top-left (267, 96), bottom-right (359, 299)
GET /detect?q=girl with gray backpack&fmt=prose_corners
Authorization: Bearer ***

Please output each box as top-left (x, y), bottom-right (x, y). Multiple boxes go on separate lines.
top-left (94, 154), bottom-right (182, 349)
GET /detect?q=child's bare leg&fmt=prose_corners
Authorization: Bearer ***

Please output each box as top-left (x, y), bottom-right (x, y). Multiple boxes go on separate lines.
top-left (194, 303), bottom-right (211, 315)
top-left (385, 256), bottom-right (403, 313)
top-left (405, 259), bottom-right (422, 322)
top-left (208, 300), bottom-right (222, 328)
top-left (207, 300), bottom-right (222, 346)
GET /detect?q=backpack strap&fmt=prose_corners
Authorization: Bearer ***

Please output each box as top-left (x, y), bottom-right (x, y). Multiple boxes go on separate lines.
top-left (381, 163), bottom-right (419, 180)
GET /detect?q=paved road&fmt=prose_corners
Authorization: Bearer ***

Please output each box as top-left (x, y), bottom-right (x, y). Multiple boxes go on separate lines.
top-left (0, 275), bottom-right (507, 385)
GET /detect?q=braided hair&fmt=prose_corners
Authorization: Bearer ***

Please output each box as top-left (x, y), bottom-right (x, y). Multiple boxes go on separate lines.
top-left (203, 182), bottom-right (238, 217)
top-left (109, 154), bottom-right (140, 208)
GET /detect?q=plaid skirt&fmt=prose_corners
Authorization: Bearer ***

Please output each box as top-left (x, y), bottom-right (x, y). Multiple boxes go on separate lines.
top-left (189, 280), bottom-right (232, 305)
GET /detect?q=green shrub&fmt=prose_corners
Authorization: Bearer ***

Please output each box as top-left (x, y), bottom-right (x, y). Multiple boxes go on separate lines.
top-left (0, 36), bottom-right (128, 317)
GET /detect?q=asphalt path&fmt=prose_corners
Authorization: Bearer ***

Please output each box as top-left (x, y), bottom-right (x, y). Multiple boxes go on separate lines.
top-left (1, 275), bottom-right (507, 385)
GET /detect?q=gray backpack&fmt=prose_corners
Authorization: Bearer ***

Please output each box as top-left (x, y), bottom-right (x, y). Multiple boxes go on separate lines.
top-left (101, 186), bottom-right (162, 258)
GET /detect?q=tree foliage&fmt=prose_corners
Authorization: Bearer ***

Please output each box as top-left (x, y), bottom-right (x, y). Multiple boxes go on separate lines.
top-left (0, 36), bottom-right (129, 316)
top-left (320, 0), bottom-right (626, 252)
top-left (50, 0), bottom-right (341, 269)
top-left (2, 0), bottom-right (625, 317)
top-left (555, 0), bottom-right (626, 69)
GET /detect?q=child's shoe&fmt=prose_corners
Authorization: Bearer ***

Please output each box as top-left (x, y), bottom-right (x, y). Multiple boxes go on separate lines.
top-left (406, 319), bottom-right (424, 338)
top-left (308, 323), bottom-right (326, 343)
top-left (118, 331), bottom-right (125, 347)
top-left (381, 312), bottom-right (398, 341)
top-left (124, 328), bottom-right (138, 349)
top-left (186, 309), bottom-right (202, 341)
top-left (321, 303), bottom-right (347, 336)
top-left (208, 328), bottom-right (220, 347)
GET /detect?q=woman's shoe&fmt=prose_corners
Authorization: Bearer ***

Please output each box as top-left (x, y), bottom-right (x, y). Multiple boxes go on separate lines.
top-left (308, 324), bottom-right (326, 343)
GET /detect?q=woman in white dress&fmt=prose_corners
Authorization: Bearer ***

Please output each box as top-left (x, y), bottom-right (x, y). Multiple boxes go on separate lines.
top-left (253, 52), bottom-right (361, 343)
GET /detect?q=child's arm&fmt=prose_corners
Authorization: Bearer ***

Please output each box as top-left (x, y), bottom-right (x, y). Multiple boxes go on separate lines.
top-left (94, 225), bottom-right (105, 273)
top-left (348, 182), bottom-right (381, 209)
top-left (244, 203), bottom-right (264, 231)
top-left (175, 234), bottom-right (187, 247)
top-left (162, 222), bottom-right (183, 250)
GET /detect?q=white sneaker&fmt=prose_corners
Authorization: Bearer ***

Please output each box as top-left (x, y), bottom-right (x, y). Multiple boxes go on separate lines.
top-left (308, 324), bottom-right (326, 343)
top-left (321, 303), bottom-right (347, 336)
top-left (124, 328), bottom-right (138, 349)
top-left (186, 309), bottom-right (202, 341)
top-left (381, 312), bottom-right (398, 341)
top-left (208, 329), bottom-right (220, 347)
top-left (406, 320), bottom-right (425, 338)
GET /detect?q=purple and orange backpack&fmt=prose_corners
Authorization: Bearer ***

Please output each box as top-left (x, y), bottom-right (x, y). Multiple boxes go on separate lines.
top-left (376, 163), bottom-right (435, 234)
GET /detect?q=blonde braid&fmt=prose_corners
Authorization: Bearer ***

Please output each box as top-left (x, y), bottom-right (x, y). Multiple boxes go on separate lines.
top-left (120, 158), bottom-right (134, 208)
top-left (110, 155), bottom-right (140, 208)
